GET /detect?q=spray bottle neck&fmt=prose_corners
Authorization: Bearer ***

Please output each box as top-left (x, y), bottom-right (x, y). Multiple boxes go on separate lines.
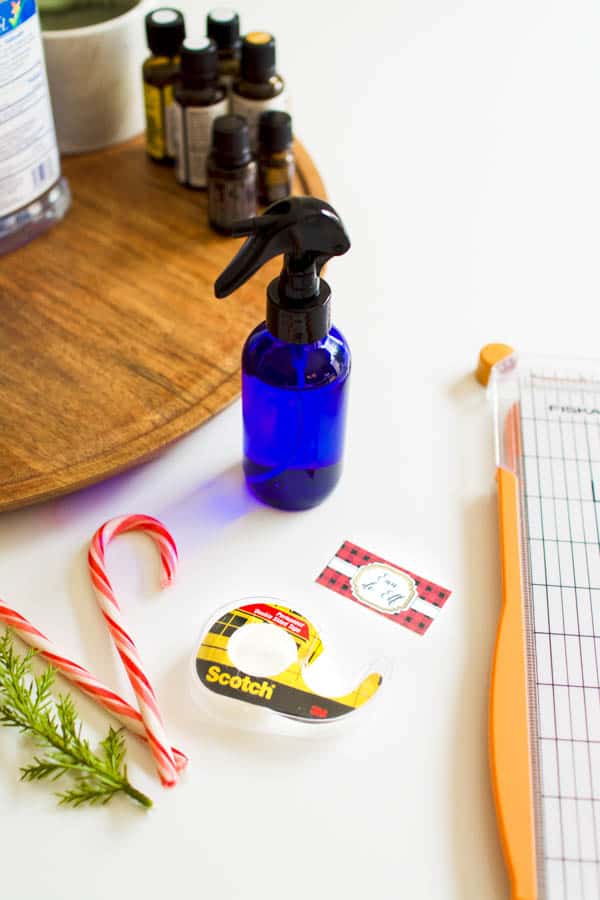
top-left (279, 253), bottom-right (320, 300)
top-left (267, 275), bottom-right (332, 344)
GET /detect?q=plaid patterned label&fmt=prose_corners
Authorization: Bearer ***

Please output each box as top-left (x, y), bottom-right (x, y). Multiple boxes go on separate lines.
top-left (316, 540), bottom-right (452, 635)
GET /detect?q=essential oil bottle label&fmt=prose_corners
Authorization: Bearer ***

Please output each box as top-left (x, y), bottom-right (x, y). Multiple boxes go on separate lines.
top-left (208, 172), bottom-right (257, 231)
top-left (0, 0), bottom-right (61, 218)
top-left (172, 103), bottom-right (184, 182)
top-left (144, 83), bottom-right (165, 159)
top-left (173, 99), bottom-right (228, 188)
top-left (163, 84), bottom-right (176, 158)
top-left (231, 91), bottom-right (288, 150)
top-left (260, 162), bottom-right (294, 204)
top-left (144, 82), bottom-right (177, 160)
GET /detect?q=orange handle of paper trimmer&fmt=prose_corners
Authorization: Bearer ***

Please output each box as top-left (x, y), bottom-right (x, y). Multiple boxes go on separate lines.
top-left (490, 405), bottom-right (538, 899)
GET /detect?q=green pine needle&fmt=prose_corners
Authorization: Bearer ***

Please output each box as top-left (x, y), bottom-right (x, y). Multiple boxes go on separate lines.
top-left (0, 631), bottom-right (152, 809)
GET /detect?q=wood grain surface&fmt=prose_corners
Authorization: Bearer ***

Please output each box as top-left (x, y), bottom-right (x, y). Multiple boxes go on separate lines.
top-left (0, 138), bottom-right (325, 512)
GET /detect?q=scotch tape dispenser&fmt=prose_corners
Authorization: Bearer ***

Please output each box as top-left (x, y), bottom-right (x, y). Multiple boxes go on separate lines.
top-left (190, 596), bottom-right (387, 735)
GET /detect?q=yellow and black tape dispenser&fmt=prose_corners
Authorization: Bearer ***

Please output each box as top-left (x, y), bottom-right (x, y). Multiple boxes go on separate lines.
top-left (194, 598), bottom-right (383, 723)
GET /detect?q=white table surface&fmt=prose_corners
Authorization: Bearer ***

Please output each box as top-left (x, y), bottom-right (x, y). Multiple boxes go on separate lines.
top-left (3, 1), bottom-right (600, 897)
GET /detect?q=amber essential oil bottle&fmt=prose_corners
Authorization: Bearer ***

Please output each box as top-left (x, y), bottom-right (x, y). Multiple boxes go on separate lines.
top-left (231, 32), bottom-right (286, 150)
top-left (258, 111), bottom-right (294, 205)
top-left (143, 8), bottom-right (186, 164)
top-left (206, 8), bottom-right (241, 91)
top-left (172, 39), bottom-right (228, 189)
top-left (207, 115), bottom-right (257, 234)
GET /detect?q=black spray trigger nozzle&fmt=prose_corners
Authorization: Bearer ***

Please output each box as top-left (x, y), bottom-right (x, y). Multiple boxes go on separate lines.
top-left (214, 197), bottom-right (350, 302)
top-left (229, 215), bottom-right (274, 239)
top-left (214, 196), bottom-right (351, 344)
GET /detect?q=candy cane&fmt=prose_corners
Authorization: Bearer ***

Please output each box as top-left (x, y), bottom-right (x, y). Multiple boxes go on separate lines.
top-left (0, 602), bottom-right (188, 773)
top-left (88, 515), bottom-right (181, 788)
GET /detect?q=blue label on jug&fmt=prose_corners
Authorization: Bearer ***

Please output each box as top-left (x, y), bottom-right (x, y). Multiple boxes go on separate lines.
top-left (0, 0), bottom-right (36, 37)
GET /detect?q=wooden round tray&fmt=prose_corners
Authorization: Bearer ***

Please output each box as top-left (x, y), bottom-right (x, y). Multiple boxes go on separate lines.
top-left (0, 138), bottom-right (325, 512)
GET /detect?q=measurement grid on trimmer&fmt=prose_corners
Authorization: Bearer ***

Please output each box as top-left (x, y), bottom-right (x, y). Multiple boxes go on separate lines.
top-left (519, 374), bottom-right (600, 900)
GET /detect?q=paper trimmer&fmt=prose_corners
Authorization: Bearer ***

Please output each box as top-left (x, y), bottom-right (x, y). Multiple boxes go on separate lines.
top-left (488, 351), bottom-right (600, 900)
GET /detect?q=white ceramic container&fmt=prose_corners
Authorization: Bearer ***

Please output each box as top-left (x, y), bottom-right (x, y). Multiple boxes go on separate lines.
top-left (42, 1), bottom-right (147, 154)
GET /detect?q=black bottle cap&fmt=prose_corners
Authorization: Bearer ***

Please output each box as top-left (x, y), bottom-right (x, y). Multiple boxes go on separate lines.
top-left (241, 32), bottom-right (276, 82)
top-left (180, 37), bottom-right (219, 85)
top-left (259, 110), bottom-right (292, 153)
top-left (207, 8), bottom-right (240, 50)
top-left (145, 8), bottom-right (186, 57)
top-left (212, 115), bottom-right (252, 167)
top-left (214, 197), bottom-right (351, 344)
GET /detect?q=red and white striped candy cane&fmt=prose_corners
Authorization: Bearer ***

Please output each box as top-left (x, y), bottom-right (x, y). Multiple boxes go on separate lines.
top-left (88, 515), bottom-right (180, 788)
top-left (0, 602), bottom-right (188, 773)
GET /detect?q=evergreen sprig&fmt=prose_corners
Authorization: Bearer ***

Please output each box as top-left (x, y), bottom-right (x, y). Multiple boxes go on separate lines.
top-left (0, 631), bottom-right (152, 809)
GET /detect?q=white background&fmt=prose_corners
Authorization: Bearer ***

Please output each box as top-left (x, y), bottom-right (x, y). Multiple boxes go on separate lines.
top-left (3, 1), bottom-right (600, 897)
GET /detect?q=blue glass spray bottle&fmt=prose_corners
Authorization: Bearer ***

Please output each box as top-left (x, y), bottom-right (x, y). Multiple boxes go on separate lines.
top-left (215, 197), bottom-right (351, 510)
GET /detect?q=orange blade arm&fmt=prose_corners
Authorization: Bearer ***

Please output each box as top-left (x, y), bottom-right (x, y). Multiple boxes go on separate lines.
top-left (490, 403), bottom-right (538, 900)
